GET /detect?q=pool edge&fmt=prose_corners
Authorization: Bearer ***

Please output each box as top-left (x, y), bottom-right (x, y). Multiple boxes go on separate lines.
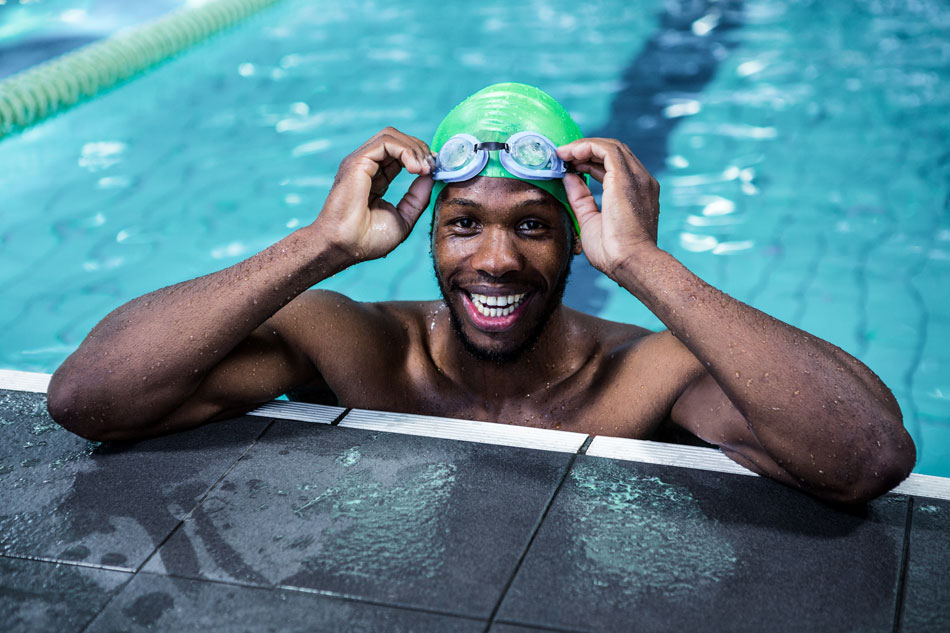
top-left (2, 368), bottom-right (947, 501)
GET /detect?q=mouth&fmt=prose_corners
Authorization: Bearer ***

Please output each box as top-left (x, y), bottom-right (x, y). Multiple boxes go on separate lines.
top-left (461, 290), bottom-right (530, 332)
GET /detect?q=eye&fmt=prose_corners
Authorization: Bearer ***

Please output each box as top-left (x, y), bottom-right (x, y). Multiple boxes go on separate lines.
top-left (449, 217), bottom-right (479, 232)
top-left (517, 219), bottom-right (546, 233)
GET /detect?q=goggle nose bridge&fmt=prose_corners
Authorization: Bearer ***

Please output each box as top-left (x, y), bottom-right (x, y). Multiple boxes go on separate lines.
top-left (475, 141), bottom-right (510, 153)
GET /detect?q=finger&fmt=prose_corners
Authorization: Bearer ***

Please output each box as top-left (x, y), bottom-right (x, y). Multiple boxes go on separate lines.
top-left (394, 175), bottom-right (435, 231)
top-left (368, 157), bottom-right (404, 205)
top-left (570, 161), bottom-right (607, 183)
top-left (386, 129), bottom-right (434, 175)
top-left (557, 139), bottom-right (607, 165)
top-left (377, 128), bottom-right (434, 170)
top-left (561, 137), bottom-right (652, 179)
top-left (361, 137), bottom-right (430, 177)
top-left (563, 173), bottom-right (601, 229)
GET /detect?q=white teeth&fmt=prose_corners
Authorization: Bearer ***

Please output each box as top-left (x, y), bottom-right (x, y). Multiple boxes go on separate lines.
top-left (469, 292), bottom-right (526, 317)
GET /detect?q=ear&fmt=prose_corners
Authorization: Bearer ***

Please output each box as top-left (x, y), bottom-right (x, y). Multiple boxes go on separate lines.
top-left (572, 233), bottom-right (583, 255)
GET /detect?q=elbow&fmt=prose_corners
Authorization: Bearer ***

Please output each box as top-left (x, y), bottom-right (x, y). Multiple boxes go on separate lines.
top-left (828, 428), bottom-right (917, 505)
top-left (46, 366), bottom-right (116, 442)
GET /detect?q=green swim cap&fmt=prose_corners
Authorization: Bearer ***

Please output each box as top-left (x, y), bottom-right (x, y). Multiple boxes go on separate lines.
top-left (431, 82), bottom-right (583, 234)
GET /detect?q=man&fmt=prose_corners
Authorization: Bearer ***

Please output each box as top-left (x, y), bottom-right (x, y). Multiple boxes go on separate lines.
top-left (47, 83), bottom-right (915, 503)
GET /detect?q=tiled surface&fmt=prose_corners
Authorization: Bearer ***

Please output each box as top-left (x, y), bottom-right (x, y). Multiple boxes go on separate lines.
top-left (85, 572), bottom-right (485, 633)
top-left (144, 420), bottom-right (573, 618)
top-left (497, 456), bottom-right (909, 633)
top-left (489, 625), bottom-right (583, 633)
top-left (0, 556), bottom-right (131, 633)
top-left (0, 388), bottom-right (269, 569)
top-left (900, 498), bottom-right (950, 632)
top-left (2, 389), bottom-right (950, 631)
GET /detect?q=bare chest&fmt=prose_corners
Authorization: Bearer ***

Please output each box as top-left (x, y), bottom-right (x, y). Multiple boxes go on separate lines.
top-left (328, 361), bottom-right (671, 440)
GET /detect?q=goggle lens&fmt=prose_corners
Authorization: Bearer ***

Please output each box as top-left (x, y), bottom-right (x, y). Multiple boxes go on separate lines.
top-left (438, 137), bottom-right (475, 171)
top-left (510, 135), bottom-right (552, 169)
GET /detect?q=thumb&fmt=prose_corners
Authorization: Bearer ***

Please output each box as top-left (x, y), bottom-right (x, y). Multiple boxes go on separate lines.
top-left (395, 174), bottom-right (435, 232)
top-left (563, 173), bottom-right (600, 228)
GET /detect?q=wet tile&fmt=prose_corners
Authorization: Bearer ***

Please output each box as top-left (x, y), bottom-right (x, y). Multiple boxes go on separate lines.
top-left (489, 623), bottom-right (585, 633)
top-left (0, 555), bottom-right (131, 633)
top-left (899, 498), bottom-right (950, 632)
top-left (85, 572), bottom-right (484, 633)
top-left (145, 420), bottom-right (572, 618)
top-left (497, 456), bottom-right (908, 633)
top-left (0, 389), bottom-right (270, 569)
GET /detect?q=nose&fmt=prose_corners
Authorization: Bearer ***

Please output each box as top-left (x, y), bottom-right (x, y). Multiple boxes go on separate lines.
top-left (470, 226), bottom-right (523, 278)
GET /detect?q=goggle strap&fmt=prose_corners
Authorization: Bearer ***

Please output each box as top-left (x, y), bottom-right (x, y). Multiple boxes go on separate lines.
top-left (476, 142), bottom-right (509, 152)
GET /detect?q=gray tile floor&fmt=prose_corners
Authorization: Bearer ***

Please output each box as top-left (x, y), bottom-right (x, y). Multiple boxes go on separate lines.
top-left (1, 387), bottom-right (948, 632)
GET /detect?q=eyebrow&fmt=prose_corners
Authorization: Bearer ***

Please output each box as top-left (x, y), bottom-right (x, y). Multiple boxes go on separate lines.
top-left (441, 197), bottom-right (554, 210)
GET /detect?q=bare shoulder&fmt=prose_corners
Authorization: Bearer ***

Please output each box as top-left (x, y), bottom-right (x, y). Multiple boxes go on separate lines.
top-left (268, 289), bottom-right (436, 367)
top-left (564, 306), bottom-right (674, 355)
top-left (565, 309), bottom-right (704, 386)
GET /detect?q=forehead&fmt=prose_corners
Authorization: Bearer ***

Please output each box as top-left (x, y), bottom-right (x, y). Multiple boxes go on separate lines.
top-left (436, 177), bottom-right (562, 217)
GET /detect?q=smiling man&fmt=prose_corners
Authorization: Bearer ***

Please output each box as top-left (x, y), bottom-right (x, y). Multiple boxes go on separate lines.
top-left (47, 83), bottom-right (915, 503)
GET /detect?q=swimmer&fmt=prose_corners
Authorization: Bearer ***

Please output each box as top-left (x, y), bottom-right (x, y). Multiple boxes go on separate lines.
top-left (47, 83), bottom-right (915, 503)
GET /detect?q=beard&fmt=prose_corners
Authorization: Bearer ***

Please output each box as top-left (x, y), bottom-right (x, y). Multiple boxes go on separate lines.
top-left (433, 254), bottom-right (573, 366)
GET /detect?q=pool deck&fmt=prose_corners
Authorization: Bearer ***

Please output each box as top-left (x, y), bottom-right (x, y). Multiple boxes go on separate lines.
top-left (1, 369), bottom-right (948, 632)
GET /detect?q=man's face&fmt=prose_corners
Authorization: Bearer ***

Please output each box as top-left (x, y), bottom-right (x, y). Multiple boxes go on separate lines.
top-left (431, 177), bottom-right (577, 364)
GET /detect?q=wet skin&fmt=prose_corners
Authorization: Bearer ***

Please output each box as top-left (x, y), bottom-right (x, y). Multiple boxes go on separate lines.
top-left (47, 127), bottom-right (916, 503)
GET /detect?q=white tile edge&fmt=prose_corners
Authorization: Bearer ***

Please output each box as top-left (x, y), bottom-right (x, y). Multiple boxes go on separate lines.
top-left (892, 474), bottom-right (950, 502)
top-left (340, 408), bottom-right (588, 453)
top-left (1, 372), bottom-right (947, 500)
top-left (0, 369), bottom-right (51, 393)
top-left (586, 435), bottom-right (758, 477)
top-left (587, 435), bottom-right (950, 501)
top-left (246, 400), bottom-right (344, 425)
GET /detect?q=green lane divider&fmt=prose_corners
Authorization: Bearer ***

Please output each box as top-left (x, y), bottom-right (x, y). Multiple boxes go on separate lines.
top-left (0, 0), bottom-right (282, 140)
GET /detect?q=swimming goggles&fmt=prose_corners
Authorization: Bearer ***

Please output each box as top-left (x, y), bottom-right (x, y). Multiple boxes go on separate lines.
top-left (432, 131), bottom-right (571, 182)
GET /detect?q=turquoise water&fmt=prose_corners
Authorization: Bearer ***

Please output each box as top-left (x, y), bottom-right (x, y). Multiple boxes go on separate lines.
top-left (0, 0), bottom-right (948, 475)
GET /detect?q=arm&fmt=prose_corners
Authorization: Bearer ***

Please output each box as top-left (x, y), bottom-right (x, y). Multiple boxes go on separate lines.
top-left (558, 138), bottom-right (915, 503)
top-left (48, 128), bottom-right (435, 441)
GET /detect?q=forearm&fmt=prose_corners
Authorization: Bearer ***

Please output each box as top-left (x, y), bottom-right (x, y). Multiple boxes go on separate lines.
top-left (49, 225), bottom-right (351, 425)
top-left (614, 246), bottom-right (914, 490)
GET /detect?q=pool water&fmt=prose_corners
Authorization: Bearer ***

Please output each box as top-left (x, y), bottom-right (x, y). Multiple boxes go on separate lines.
top-left (0, 0), bottom-right (948, 475)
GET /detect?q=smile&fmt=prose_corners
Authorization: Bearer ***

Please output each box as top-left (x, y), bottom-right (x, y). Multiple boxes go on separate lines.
top-left (468, 292), bottom-right (527, 318)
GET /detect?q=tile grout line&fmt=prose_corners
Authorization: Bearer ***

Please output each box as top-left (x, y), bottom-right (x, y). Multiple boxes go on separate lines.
top-left (578, 435), bottom-right (594, 455)
top-left (331, 407), bottom-right (352, 426)
top-left (275, 581), bottom-right (488, 623)
top-left (77, 419), bottom-right (280, 633)
top-left (117, 568), bottom-right (487, 624)
top-left (891, 496), bottom-right (915, 633)
top-left (131, 418), bottom-right (278, 575)
top-left (77, 575), bottom-right (136, 633)
top-left (483, 449), bottom-right (585, 633)
top-left (0, 551), bottom-right (134, 574)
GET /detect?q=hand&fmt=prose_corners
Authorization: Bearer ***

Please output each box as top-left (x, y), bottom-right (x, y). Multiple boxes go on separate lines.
top-left (557, 138), bottom-right (660, 280)
top-left (315, 127), bottom-right (435, 262)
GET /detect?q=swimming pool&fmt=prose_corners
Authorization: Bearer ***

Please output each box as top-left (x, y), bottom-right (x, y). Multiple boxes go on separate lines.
top-left (1, 0), bottom-right (948, 476)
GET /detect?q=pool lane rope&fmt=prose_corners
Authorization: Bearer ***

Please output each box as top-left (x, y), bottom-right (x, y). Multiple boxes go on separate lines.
top-left (0, 0), bottom-right (282, 140)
